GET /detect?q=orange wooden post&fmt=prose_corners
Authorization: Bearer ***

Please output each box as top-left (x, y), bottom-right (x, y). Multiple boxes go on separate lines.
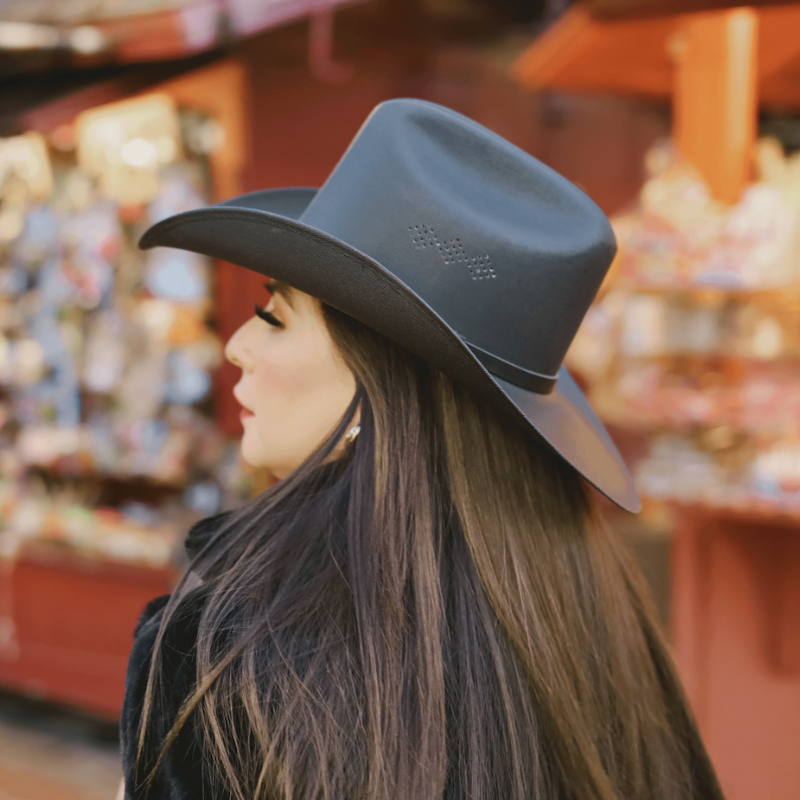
top-left (672, 8), bottom-right (758, 205)
top-left (669, 507), bottom-right (709, 716)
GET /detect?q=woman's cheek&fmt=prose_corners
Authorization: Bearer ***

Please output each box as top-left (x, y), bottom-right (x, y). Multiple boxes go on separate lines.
top-left (248, 356), bottom-right (314, 456)
top-left (250, 358), bottom-right (291, 435)
top-left (252, 353), bottom-right (310, 409)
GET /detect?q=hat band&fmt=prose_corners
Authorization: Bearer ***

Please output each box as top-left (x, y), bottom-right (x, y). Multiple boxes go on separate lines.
top-left (465, 342), bottom-right (557, 395)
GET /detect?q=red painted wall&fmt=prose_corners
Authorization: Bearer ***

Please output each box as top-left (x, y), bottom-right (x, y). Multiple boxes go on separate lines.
top-left (0, 551), bottom-right (173, 717)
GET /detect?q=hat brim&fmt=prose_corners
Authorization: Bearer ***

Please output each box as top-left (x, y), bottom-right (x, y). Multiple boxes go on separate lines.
top-left (141, 188), bottom-right (640, 513)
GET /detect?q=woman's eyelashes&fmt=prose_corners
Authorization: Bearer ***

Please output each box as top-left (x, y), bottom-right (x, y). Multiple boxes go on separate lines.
top-left (254, 304), bottom-right (284, 328)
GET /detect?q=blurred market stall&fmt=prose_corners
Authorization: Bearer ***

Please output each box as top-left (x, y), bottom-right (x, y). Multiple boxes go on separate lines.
top-left (0, 60), bottom-right (259, 718)
top-left (514, 4), bottom-right (800, 799)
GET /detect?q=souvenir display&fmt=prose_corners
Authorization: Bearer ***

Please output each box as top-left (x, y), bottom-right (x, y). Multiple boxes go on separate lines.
top-left (568, 137), bottom-right (800, 516)
top-left (0, 481), bottom-right (177, 567)
top-left (609, 138), bottom-right (800, 290)
top-left (0, 94), bottom-right (252, 568)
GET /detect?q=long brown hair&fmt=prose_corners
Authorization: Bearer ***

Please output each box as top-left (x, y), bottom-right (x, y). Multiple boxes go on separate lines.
top-left (134, 303), bottom-right (724, 800)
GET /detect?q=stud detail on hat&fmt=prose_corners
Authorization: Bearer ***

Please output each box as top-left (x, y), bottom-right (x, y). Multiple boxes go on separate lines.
top-left (409, 224), bottom-right (495, 280)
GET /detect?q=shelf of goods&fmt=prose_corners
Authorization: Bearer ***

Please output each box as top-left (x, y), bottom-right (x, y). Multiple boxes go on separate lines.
top-left (514, 5), bottom-right (800, 800)
top-left (0, 61), bottom-right (257, 717)
top-left (570, 137), bottom-right (800, 519)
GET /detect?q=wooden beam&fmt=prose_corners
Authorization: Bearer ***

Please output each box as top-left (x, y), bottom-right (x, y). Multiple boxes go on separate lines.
top-left (672, 8), bottom-right (758, 204)
top-left (511, 5), bottom-right (677, 98)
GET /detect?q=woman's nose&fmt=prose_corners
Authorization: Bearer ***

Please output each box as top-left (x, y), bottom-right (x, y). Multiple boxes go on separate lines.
top-left (224, 318), bottom-right (255, 371)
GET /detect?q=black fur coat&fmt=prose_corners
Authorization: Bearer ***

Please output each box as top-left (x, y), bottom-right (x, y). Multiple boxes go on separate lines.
top-left (120, 510), bottom-right (233, 800)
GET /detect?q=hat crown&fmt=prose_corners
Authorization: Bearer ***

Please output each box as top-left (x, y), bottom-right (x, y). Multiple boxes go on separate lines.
top-left (301, 99), bottom-right (616, 383)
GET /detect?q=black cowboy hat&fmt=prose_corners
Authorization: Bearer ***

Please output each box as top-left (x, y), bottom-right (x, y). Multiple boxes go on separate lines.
top-left (140, 98), bottom-right (640, 512)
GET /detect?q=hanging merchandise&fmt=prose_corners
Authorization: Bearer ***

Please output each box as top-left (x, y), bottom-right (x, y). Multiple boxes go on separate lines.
top-left (82, 311), bottom-right (127, 393)
top-left (115, 347), bottom-right (168, 421)
top-left (145, 247), bottom-right (209, 303)
top-left (58, 201), bottom-right (120, 310)
top-left (163, 349), bottom-right (211, 405)
top-left (148, 162), bottom-right (207, 223)
top-left (0, 133), bottom-right (53, 214)
top-left (0, 93), bottom-right (253, 570)
top-left (76, 93), bottom-right (182, 206)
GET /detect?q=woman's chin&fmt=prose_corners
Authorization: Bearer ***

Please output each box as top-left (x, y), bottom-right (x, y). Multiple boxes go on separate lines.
top-left (238, 436), bottom-right (263, 470)
top-left (238, 440), bottom-right (288, 480)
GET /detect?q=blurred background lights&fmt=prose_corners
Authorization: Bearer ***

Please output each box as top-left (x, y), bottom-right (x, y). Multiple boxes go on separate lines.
top-left (134, 298), bottom-right (178, 341)
top-left (183, 480), bottom-right (222, 515)
top-left (120, 137), bottom-right (160, 168)
top-left (0, 21), bottom-right (59, 51)
top-left (13, 340), bottom-right (46, 385)
top-left (68, 24), bottom-right (105, 54)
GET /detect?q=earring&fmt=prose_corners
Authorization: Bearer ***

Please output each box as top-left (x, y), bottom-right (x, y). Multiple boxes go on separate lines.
top-left (344, 425), bottom-right (361, 443)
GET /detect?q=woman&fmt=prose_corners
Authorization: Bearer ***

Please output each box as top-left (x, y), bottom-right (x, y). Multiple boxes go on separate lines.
top-left (120, 99), bottom-right (725, 800)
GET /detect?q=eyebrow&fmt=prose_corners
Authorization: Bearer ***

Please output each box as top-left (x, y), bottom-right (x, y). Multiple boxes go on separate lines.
top-left (265, 280), bottom-right (296, 310)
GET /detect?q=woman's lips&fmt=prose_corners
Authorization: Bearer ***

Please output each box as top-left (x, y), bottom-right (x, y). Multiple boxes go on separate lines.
top-left (234, 388), bottom-right (254, 422)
